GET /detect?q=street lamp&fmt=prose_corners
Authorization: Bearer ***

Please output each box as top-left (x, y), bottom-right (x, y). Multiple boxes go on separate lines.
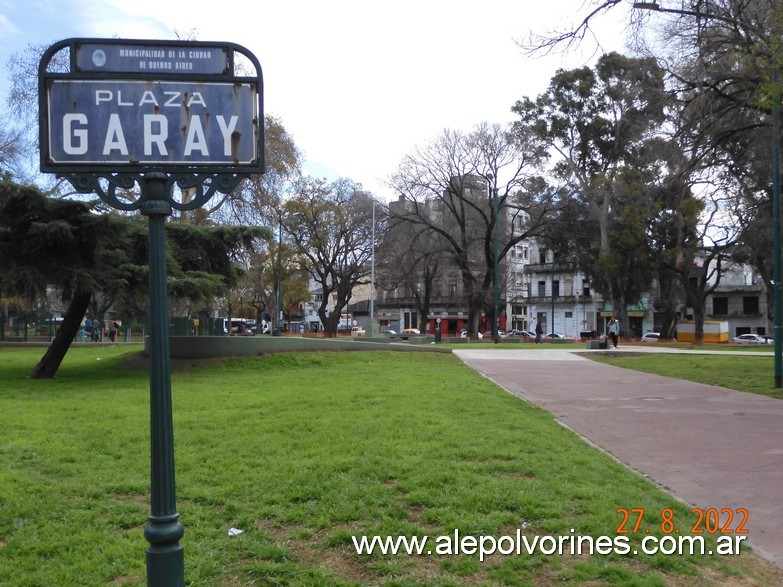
top-left (488, 174), bottom-right (500, 343)
top-left (370, 199), bottom-right (376, 335)
top-left (634, 1), bottom-right (782, 388)
top-left (551, 262), bottom-right (556, 337)
top-left (277, 219), bottom-right (283, 336)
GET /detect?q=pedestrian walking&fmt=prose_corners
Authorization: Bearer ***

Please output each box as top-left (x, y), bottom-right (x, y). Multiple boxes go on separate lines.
top-left (607, 316), bottom-right (620, 349)
top-left (535, 321), bottom-right (543, 344)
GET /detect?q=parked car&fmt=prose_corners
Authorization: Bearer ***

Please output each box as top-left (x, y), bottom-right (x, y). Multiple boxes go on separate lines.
top-left (351, 326), bottom-right (365, 336)
top-left (482, 330), bottom-right (506, 338)
top-left (508, 329), bottom-right (534, 337)
top-left (230, 322), bottom-right (254, 336)
top-left (401, 328), bottom-right (421, 334)
top-left (546, 332), bottom-right (566, 339)
top-left (226, 318), bottom-right (256, 335)
top-left (381, 329), bottom-right (397, 335)
top-left (641, 332), bottom-right (660, 343)
top-left (733, 333), bottom-right (770, 345)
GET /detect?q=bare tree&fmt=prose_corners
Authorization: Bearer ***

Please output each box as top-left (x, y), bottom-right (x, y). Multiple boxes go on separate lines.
top-left (283, 177), bottom-right (375, 337)
top-left (388, 123), bottom-right (554, 338)
top-left (378, 219), bottom-right (446, 334)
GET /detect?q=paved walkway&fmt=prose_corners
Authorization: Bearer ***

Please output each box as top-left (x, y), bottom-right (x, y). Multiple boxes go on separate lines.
top-left (453, 346), bottom-right (783, 568)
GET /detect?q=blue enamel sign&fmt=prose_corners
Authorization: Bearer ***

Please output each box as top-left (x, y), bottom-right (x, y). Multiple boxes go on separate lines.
top-left (39, 38), bottom-right (264, 173)
top-left (47, 80), bottom-right (257, 166)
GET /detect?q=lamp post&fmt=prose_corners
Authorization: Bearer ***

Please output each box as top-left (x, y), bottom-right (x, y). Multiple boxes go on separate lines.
top-left (634, 1), bottom-right (782, 388)
top-left (370, 199), bottom-right (376, 335)
top-left (493, 186), bottom-right (500, 343)
top-left (551, 266), bottom-right (556, 338)
top-left (277, 219), bottom-right (283, 336)
top-left (488, 174), bottom-right (500, 343)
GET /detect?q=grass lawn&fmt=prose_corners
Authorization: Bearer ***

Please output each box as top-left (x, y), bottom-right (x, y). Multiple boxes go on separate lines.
top-left (1, 344), bottom-right (781, 586)
top-left (585, 352), bottom-right (783, 399)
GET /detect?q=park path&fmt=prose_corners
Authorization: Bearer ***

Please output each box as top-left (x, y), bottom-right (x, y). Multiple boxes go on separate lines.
top-left (453, 347), bottom-right (783, 568)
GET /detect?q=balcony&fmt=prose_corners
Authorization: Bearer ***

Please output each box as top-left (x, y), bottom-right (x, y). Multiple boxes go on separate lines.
top-left (524, 262), bottom-right (576, 273)
top-left (525, 295), bottom-right (589, 305)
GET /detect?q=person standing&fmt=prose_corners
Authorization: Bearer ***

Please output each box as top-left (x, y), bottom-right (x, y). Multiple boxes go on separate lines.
top-left (535, 321), bottom-right (543, 344)
top-left (608, 317), bottom-right (620, 349)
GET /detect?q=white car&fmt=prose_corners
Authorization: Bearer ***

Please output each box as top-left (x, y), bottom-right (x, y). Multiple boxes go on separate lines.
top-left (546, 332), bottom-right (566, 339)
top-left (733, 333), bottom-right (770, 345)
top-left (641, 332), bottom-right (660, 343)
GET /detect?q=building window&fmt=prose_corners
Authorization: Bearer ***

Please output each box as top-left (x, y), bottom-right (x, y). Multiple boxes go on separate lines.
top-left (552, 279), bottom-right (560, 298)
top-left (537, 280), bottom-right (546, 297)
top-left (712, 297), bottom-right (728, 315)
top-left (743, 296), bottom-right (759, 315)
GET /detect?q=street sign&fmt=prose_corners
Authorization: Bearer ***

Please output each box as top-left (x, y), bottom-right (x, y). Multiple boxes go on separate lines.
top-left (39, 38), bottom-right (263, 174)
top-left (46, 80), bottom-right (258, 166)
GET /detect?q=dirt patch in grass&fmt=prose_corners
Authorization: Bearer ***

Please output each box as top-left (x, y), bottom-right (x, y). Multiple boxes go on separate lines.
top-left (253, 520), bottom-right (377, 585)
top-left (107, 575), bottom-right (141, 586)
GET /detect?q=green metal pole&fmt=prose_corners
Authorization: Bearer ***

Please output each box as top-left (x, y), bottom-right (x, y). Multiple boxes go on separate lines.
top-left (551, 270), bottom-right (555, 338)
top-left (140, 173), bottom-right (185, 586)
top-left (773, 67), bottom-right (782, 388)
top-left (493, 187), bottom-right (499, 343)
top-left (277, 220), bottom-right (283, 336)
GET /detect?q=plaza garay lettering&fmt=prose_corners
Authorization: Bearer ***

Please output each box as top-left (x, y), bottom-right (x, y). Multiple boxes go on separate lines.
top-left (62, 90), bottom-right (239, 158)
top-left (47, 80), bottom-right (257, 166)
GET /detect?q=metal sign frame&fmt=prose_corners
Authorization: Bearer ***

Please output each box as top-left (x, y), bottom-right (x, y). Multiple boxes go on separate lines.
top-left (39, 37), bottom-right (264, 175)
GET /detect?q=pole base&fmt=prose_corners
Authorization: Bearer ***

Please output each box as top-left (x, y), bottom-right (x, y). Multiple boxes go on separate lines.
top-left (146, 543), bottom-right (185, 587)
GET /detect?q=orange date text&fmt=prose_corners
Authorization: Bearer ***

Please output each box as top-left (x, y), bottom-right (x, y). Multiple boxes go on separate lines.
top-left (616, 507), bottom-right (748, 535)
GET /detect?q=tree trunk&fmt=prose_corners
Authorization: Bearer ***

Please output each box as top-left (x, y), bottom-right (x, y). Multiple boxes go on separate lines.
top-left (318, 303), bottom-right (339, 337)
top-left (692, 299), bottom-right (705, 346)
top-left (658, 274), bottom-right (681, 340)
top-left (30, 291), bottom-right (91, 379)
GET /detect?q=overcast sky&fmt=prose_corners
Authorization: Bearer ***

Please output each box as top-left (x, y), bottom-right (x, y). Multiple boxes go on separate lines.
top-left (0, 0), bottom-right (635, 200)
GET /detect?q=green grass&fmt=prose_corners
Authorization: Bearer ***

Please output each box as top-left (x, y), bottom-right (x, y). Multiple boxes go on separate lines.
top-left (586, 352), bottom-right (783, 399)
top-left (0, 345), bottom-right (780, 586)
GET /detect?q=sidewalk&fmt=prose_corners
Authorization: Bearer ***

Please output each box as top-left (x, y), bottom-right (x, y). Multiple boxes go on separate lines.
top-left (453, 346), bottom-right (783, 568)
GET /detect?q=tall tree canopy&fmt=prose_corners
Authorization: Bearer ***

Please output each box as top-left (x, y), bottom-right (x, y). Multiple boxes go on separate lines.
top-left (511, 52), bottom-right (676, 330)
top-left (522, 0), bottom-right (783, 336)
top-left (0, 178), bottom-right (268, 378)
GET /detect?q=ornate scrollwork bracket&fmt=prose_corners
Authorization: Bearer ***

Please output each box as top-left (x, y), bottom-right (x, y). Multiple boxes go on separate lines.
top-left (61, 172), bottom-right (248, 214)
